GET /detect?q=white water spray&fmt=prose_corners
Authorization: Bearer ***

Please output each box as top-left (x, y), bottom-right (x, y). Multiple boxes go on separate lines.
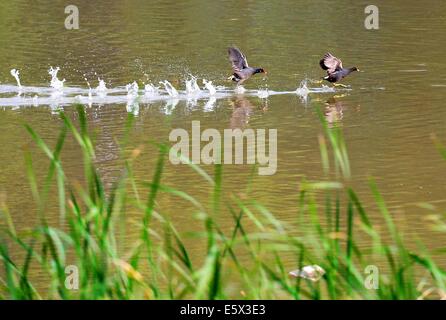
top-left (296, 79), bottom-right (310, 96)
top-left (159, 80), bottom-right (179, 97)
top-left (49, 67), bottom-right (65, 90)
top-left (126, 100), bottom-right (140, 116)
top-left (126, 81), bottom-right (139, 98)
top-left (1, 69), bottom-right (347, 108)
top-left (125, 81), bottom-right (140, 116)
top-left (144, 83), bottom-right (159, 97)
top-left (96, 78), bottom-right (107, 93)
top-left (83, 77), bottom-right (93, 102)
top-left (235, 85), bottom-right (246, 94)
top-left (163, 99), bottom-right (179, 115)
top-left (257, 89), bottom-right (269, 99)
top-left (185, 75), bottom-right (201, 95)
top-left (10, 69), bottom-right (22, 88)
top-left (203, 96), bottom-right (217, 112)
top-left (203, 79), bottom-right (216, 95)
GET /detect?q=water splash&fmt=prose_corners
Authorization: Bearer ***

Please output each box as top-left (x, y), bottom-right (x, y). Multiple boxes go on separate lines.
top-left (163, 99), bottom-right (179, 115)
top-left (185, 75), bottom-right (201, 95)
top-left (144, 83), bottom-right (159, 97)
top-left (48, 67), bottom-right (65, 90)
top-left (309, 78), bottom-right (336, 93)
top-left (159, 80), bottom-right (179, 97)
top-left (96, 78), bottom-right (107, 92)
top-left (84, 76), bottom-right (91, 90)
top-left (126, 81), bottom-right (139, 98)
top-left (50, 90), bottom-right (63, 100)
top-left (257, 89), bottom-right (269, 99)
top-left (235, 85), bottom-right (246, 94)
top-left (321, 84), bottom-right (335, 92)
top-left (125, 81), bottom-right (139, 116)
top-left (0, 69), bottom-right (349, 108)
top-left (187, 99), bottom-right (198, 109)
top-left (203, 79), bottom-right (216, 95)
top-left (203, 96), bottom-right (217, 112)
top-left (126, 100), bottom-right (140, 116)
top-left (186, 76), bottom-right (200, 107)
top-left (295, 79), bottom-right (310, 96)
top-left (50, 102), bottom-right (63, 115)
top-left (82, 77), bottom-right (93, 103)
top-left (74, 95), bottom-right (83, 103)
top-left (10, 69), bottom-right (22, 88)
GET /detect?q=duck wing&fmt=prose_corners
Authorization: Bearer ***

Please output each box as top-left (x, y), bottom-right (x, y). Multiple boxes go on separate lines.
top-left (320, 53), bottom-right (343, 74)
top-left (228, 47), bottom-right (249, 72)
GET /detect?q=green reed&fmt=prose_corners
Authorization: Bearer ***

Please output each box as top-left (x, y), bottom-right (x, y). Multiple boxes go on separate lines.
top-left (0, 104), bottom-right (445, 300)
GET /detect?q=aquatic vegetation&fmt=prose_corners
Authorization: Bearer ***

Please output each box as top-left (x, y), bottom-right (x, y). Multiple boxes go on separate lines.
top-left (0, 105), bottom-right (445, 300)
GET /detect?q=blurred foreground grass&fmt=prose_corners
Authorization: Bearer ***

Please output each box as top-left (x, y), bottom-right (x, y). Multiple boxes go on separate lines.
top-left (1, 105), bottom-right (445, 300)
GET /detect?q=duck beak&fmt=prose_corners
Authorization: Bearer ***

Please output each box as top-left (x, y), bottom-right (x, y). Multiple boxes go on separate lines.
top-left (264, 70), bottom-right (268, 75)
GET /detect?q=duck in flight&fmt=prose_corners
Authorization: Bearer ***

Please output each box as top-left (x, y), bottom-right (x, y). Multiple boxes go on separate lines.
top-left (319, 53), bottom-right (359, 87)
top-left (227, 47), bottom-right (267, 85)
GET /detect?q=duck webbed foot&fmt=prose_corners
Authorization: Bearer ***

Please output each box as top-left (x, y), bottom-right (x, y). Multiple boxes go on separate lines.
top-left (333, 93), bottom-right (348, 99)
top-left (333, 83), bottom-right (350, 89)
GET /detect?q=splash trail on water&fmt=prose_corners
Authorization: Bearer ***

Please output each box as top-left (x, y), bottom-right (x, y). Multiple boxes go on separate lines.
top-left (1, 69), bottom-right (348, 110)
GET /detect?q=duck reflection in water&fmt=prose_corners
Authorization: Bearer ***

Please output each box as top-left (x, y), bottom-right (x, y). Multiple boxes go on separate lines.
top-left (229, 96), bottom-right (267, 129)
top-left (324, 96), bottom-right (345, 127)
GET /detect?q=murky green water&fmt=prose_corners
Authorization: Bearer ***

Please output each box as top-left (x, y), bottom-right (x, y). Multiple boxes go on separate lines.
top-left (1, 0), bottom-right (446, 286)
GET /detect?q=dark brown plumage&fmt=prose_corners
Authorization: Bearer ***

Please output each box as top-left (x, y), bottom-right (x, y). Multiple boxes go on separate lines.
top-left (320, 53), bottom-right (359, 83)
top-left (228, 47), bottom-right (266, 85)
